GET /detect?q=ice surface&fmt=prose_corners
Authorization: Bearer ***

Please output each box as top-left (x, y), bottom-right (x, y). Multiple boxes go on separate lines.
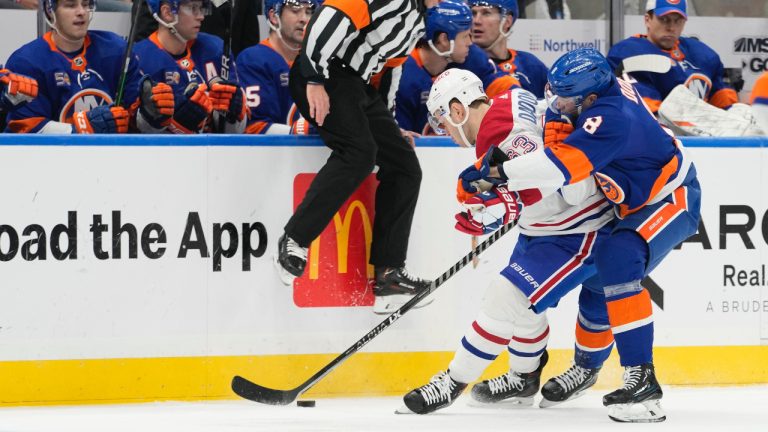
top-left (0, 386), bottom-right (765, 432)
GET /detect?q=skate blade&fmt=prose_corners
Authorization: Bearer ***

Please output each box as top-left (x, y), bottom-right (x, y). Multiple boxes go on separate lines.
top-left (394, 405), bottom-right (416, 415)
top-left (273, 254), bottom-right (297, 286)
top-left (539, 390), bottom-right (587, 408)
top-left (373, 294), bottom-right (434, 315)
top-left (467, 396), bottom-right (534, 408)
top-left (607, 399), bottom-right (666, 423)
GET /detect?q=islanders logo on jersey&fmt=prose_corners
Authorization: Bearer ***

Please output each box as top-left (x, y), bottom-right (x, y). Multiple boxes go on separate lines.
top-left (595, 172), bottom-right (625, 204)
top-left (58, 88), bottom-right (113, 122)
top-left (684, 73), bottom-right (713, 100)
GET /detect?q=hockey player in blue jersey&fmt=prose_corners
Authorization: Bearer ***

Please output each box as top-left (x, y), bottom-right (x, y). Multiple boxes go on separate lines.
top-left (394, 0), bottom-right (519, 135)
top-left (607, 0), bottom-right (737, 114)
top-left (3, 0), bottom-right (170, 134)
top-left (468, 0), bottom-right (548, 98)
top-left (136, 0), bottom-right (248, 134)
top-left (463, 48), bottom-right (701, 422)
top-left (236, 0), bottom-right (317, 135)
top-left (399, 68), bottom-right (616, 415)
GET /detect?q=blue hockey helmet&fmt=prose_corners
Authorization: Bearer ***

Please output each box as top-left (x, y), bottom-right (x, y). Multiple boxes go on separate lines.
top-left (423, 0), bottom-right (473, 42)
top-left (146, 0), bottom-right (212, 19)
top-left (43, 0), bottom-right (97, 29)
top-left (467, 0), bottom-right (519, 19)
top-left (265, 0), bottom-right (318, 17)
top-left (546, 48), bottom-right (614, 116)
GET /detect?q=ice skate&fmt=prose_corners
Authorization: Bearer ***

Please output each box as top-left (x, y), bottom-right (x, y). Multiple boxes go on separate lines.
top-left (397, 371), bottom-right (467, 415)
top-left (469, 350), bottom-right (548, 407)
top-left (274, 234), bottom-right (307, 285)
top-left (373, 266), bottom-right (433, 314)
top-left (603, 363), bottom-right (666, 423)
top-left (539, 364), bottom-right (600, 408)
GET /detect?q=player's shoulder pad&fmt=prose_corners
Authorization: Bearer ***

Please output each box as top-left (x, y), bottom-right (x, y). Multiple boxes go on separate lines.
top-left (87, 30), bottom-right (128, 48)
top-left (608, 36), bottom-right (659, 59)
top-left (4, 37), bottom-right (50, 76)
top-left (236, 42), bottom-right (284, 67)
top-left (195, 32), bottom-right (225, 52)
top-left (514, 50), bottom-right (547, 68)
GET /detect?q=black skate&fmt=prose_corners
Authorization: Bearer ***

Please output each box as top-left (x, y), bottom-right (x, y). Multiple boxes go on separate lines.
top-left (273, 234), bottom-right (307, 285)
top-left (603, 363), bottom-right (666, 423)
top-left (372, 267), bottom-right (433, 314)
top-left (539, 364), bottom-right (601, 408)
top-left (470, 350), bottom-right (549, 407)
top-left (398, 371), bottom-right (468, 415)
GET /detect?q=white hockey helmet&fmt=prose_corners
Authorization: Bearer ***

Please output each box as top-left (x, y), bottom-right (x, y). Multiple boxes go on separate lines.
top-left (426, 68), bottom-right (486, 144)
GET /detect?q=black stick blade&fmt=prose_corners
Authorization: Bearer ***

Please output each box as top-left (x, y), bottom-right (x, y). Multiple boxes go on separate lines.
top-left (231, 375), bottom-right (300, 405)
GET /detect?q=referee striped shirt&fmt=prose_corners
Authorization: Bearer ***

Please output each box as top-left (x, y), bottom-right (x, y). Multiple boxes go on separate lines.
top-left (298, 0), bottom-right (427, 84)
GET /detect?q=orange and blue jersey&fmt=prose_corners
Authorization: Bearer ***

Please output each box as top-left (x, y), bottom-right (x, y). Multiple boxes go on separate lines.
top-left (394, 44), bottom-right (519, 134)
top-left (134, 31), bottom-right (233, 101)
top-left (4, 31), bottom-right (141, 133)
top-left (607, 35), bottom-right (737, 112)
top-left (236, 39), bottom-right (300, 135)
top-left (491, 48), bottom-right (548, 99)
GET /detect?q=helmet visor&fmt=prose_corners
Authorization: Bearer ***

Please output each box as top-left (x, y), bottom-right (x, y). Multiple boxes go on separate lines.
top-left (427, 108), bottom-right (448, 136)
top-left (179, 0), bottom-right (212, 17)
top-left (545, 83), bottom-right (583, 116)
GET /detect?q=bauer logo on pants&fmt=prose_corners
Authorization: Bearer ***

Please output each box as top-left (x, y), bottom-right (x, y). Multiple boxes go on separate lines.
top-left (293, 174), bottom-right (379, 308)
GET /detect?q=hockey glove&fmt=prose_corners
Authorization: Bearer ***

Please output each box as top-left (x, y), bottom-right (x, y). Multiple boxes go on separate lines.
top-left (208, 79), bottom-right (247, 123)
top-left (0, 68), bottom-right (38, 110)
top-left (456, 146), bottom-right (509, 203)
top-left (455, 185), bottom-right (522, 235)
top-left (544, 120), bottom-right (574, 147)
top-left (168, 82), bottom-right (213, 134)
top-left (71, 105), bottom-right (130, 134)
top-left (290, 116), bottom-right (317, 135)
top-left (138, 75), bottom-right (174, 128)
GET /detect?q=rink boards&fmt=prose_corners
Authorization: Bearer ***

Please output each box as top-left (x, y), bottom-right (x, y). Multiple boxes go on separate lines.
top-left (0, 135), bottom-right (766, 405)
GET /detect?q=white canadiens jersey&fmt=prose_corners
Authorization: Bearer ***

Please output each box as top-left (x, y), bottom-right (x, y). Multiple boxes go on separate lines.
top-left (475, 88), bottom-right (614, 236)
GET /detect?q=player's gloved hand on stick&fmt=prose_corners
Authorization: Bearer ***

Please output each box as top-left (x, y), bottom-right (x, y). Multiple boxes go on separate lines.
top-left (457, 146), bottom-right (509, 203)
top-left (169, 82), bottom-right (213, 134)
top-left (208, 78), bottom-right (247, 123)
top-left (544, 120), bottom-right (574, 147)
top-left (290, 116), bottom-right (317, 135)
top-left (455, 185), bottom-right (522, 235)
top-left (138, 75), bottom-right (174, 128)
top-left (0, 68), bottom-right (38, 109)
top-left (71, 105), bottom-right (130, 134)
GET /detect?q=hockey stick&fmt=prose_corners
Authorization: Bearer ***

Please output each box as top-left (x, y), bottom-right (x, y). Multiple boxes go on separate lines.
top-left (615, 54), bottom-right (672, 76)
top-left (213, 0), bottom-right (235, 132)
top-left (231, 222), bottom-right (517, 405)
top-left (115, 0), bottom-right (141, 107)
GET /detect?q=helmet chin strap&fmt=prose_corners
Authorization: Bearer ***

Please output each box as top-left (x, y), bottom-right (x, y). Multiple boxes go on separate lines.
top-left (153, 13), bottom-right (188, 43)
top-left (269, 16), bottom-right (301, 52)
top-left (428, 39), bottom-right (455, 58)
top-left (46, 10), bottom-right (93, 46)
top-left (444, 104), bottom-right (474, 148)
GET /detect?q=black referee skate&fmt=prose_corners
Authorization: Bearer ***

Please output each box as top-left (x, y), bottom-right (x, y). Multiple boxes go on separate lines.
top-left (372, 266), bottom-right (433, 314)
top-left (603, 363), bottom-right (666, 423)
top-left (470, 350), bottom-right (549, 406)
top-left (399, 371), bottom-right (467, 415)
top-left (274, 234), bottom-right (307, 285)
top-left (540, 364), bottom-right (601, 408)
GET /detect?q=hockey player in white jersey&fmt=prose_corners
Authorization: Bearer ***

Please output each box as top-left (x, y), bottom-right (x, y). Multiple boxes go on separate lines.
top-left (399, 69), bottom-right (616, 415)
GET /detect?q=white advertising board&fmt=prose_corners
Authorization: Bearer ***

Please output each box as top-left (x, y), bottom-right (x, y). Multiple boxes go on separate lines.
top-left (0, 137), bottom-right (765, 365)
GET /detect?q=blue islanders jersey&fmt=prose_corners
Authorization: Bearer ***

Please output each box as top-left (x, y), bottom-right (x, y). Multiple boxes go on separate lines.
top-left (607, 35), bottom-right (737, 112)
top-left (4, 31), bottom-right (141, 133)
top-left (236, 39), bottom-right (298, 134)
top-left (492, 49), bottom-right (548, 99)
top-left (395, 45), bottom-right (519, 134)
top-left (134, 31), bottom-right (232, 100)
top-left (502, 77), bottom-right (693, 219)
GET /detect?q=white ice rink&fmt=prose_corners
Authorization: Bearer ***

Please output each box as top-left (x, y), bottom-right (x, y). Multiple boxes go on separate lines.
top-left (0, 386), bottom-right (765, 432)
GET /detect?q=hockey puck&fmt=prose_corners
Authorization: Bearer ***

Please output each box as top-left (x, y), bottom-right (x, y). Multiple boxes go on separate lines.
top-left (297, 400), bottom-right (316, 407)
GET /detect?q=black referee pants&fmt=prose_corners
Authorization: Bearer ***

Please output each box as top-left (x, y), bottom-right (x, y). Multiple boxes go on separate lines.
top-left (286, 60), bottom-right (422, 268)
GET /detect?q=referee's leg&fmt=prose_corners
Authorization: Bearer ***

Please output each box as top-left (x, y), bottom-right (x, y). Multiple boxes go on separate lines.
top-left (284, 63), bottom-right (378, 249)
top-left (364, 86), bottom-right (422, 268)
